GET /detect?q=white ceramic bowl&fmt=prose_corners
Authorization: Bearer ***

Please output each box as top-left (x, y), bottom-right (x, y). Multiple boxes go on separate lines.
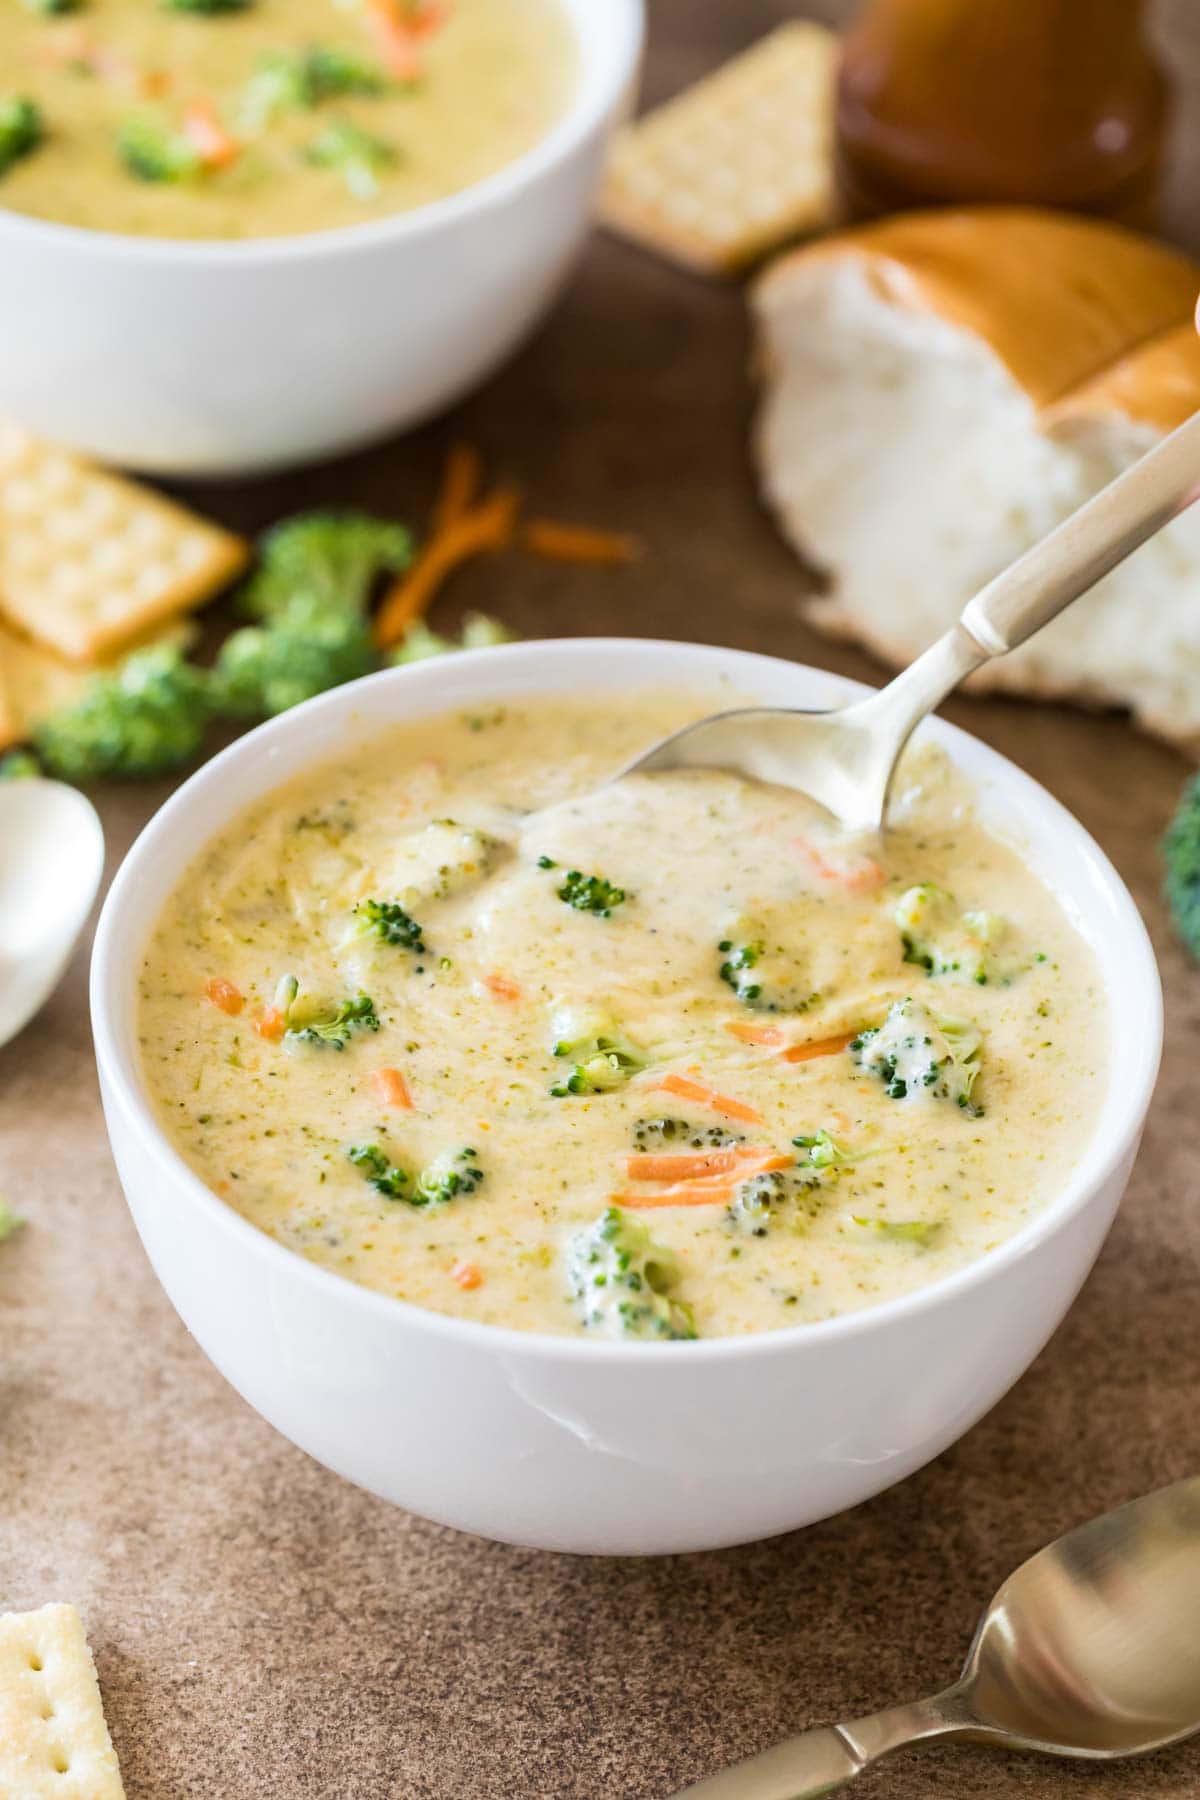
top-left (0, 0), bottom-right (643, 477)
top-left (90, 641), bottom-right (1162, 1554)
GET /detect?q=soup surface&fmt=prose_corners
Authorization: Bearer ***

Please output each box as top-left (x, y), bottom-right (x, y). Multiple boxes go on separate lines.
top-left (0, 0), bottom-right (574, 240)
top-left (139, 690), bottom-right (1107, 1341)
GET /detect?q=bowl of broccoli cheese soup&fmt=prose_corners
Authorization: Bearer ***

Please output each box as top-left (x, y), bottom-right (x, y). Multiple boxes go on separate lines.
top-left (0, 0), bottom-right (642, 474)
top-left (91, 640), bottom-right (1161, 1553)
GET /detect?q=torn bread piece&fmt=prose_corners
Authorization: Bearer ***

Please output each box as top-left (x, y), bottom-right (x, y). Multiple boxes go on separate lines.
top-left (753, 208), bottom-right (1200, 748)
top-left (601, 22), bottom-right (837, 275)
top-left (0, 616), bottom-right (200, 748)
top-left (0, 422), bottom-right (247, 663)
top-left (0, 1604), bottom-right (126, 1799)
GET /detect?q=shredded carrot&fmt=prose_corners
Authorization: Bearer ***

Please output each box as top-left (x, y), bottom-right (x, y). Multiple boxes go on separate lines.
top-left (523, 520), bottom-right (640, 566)
top-left (451, 1259), bottom-right (483, 1290)
top-left (371, 1067), bottom-right (413, 1109)
top-left (650, 1073), bottom-right (763, 1124)
top-left (204, 977), bottom-right (243, 1016)
top-left (613, 1183), bottom-right (738, 1210)
top-left (374, 485), bottom-right (520, 648)
top-left (625, 1147), bottom-right (791, 1182)
top-left (254, 1008), bottom-right (286, 1042)
top-left (182, 99), bottom-right (240, 169)
top-left (482, 972), bottom-right (522, 1002)
top-left (794, 837), bottom-right (886, 892)
top-left (363, 0), bottom-right (423, 78)
top-left (724, 1020), bottom-right (786, 1047)
top-left (433, 442), bottom-right (484, 534)
top-left (779, 1032), bottom-right (855, 1065)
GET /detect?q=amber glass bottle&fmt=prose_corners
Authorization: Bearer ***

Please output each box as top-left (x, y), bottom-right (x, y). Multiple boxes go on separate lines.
top-left (836, 0), bottom-right (1168, 222)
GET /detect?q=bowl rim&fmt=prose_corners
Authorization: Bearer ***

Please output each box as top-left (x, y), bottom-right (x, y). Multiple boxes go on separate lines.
top-left (90, 637), bottom-right (1163, 1363)
top-left (0, 0), bottom-right (644, 267)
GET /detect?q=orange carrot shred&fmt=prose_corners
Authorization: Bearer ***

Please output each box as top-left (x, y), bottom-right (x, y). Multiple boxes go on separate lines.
top-left (182, 99), bottom-right (240, 169)
top-left (433, 442), bottom-right (484, 534)
top-left (523, 520), bottom-right (641, 566)
top-left (625, 1148), bottom-right (791, 1182)
top-left (205, 977), bottom-right (243, 1016)
top-left (482, 972), bottom-right (522, 1002)
top-left (451, 1259), bottom-right (483, 1290)
top-left (613, 1183), bottom-right (738, 1210)
top-left (779, 1032), bottom-right (854, 1065)
top-left (374, 485), bottom-right (520, 648)
top-left (794, 836), bottom-right (886, 892)
top-left (371, 1067), bottom-right (413, 1109)
top-left (724, 1020), bottom-right (785, 1047)
top-left (254, 1008), bottom-right (286, 1042)
top-left (650, 1073), bottom-right (763, 1124)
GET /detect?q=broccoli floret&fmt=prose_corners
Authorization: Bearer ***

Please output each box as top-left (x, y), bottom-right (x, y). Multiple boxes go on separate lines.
top-left (792, 1128), bottom-right (851, 1171)
top-left (414, 1146), bottom-right (484, 1207)
top-left (390, 612), bottom-right (516, 665)
top-left (632, 1117), bottom-right (743, 1150)
top-left (717, 919), bottom-right (817, 1013)
top-left (213, 595), bottom-right (374, 719)
top-left (284, 989), bottom-right (379, 1051)
top-left (163, 0), bottom-right (254, 12)
top-left (851, 998), bottom-right (983, 1113)
top-left (34, 644), bottom-right (213, 782)
top-left (0, 98), bottom-right (44, 176)
top-left (117, 112), bottom-right (204, 182)
top-left (1164, 770), bottom-right (1200, 960)
top-left (22, 0), bottom-right (82, 15)
top-left (895, 884), bottom-right (1015, 986)
top-left (718, 935), bottom-right (763, 1004)
top-left (549, 1006), bottom-right (645, 1096)
top-left (238, 510), bottom-right (413, 621)
top-left (0, 749), bottom-right (41, 780)
top-left (566, 1206), bottom-right (696, 1341)
top-left (725, 1144), bottom-right (839, 1239)
top-left (305, 117), bottom-right (397, 198)
top-left (554, 868), bottom-right (627, 918)
top-left (347, 1143), bottom-right (411, 1200)
top-left (0, 1199), bottom-right (25, 1243)
top-left (854, 1216), bottom-right (943, 1249)
top-left (241, 46), bottom-right (389, 128)
top-left (350, 899), bottom-right (426, 954)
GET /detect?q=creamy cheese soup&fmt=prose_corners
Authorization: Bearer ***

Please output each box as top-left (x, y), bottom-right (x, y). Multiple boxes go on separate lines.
top-left (0, 0), bottom-right (574, 240)
top-left (138, 691), bottom-right (1107, 1341)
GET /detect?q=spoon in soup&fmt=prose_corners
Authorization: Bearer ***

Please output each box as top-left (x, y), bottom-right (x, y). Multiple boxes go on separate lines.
top-left (670, 1475), bottom-right (1200, 1798)
top-left (626, 410), bottom-right (1200, 831)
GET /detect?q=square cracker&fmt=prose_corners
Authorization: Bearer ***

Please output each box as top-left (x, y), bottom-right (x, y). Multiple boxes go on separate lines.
top-left (600, 21), bottom-right (838, 275)
top-left (0, 1604), bottom-right (126, 1799)
top-left (0, 422), bottom-right (248, 663)
top-left (0, 617), bottom-right (199, 749)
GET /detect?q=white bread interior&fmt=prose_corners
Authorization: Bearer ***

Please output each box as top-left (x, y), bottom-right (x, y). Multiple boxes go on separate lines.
top-left (753, 209), bottom-right (1200, 748)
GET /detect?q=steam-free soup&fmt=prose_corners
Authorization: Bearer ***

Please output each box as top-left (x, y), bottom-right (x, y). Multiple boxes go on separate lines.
top-left (138, 691), bottom-right (1107, 1341)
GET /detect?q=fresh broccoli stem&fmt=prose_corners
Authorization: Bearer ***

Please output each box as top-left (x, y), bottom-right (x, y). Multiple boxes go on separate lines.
top-left (34, 645), bottom-right (213, 782)
top-left (566, 1206), bottom-right (696, 1341)
top-left (0, 750), bottom-right (41, 780)
top-left (117, 112), bottom-right (205, 182)
top-left (1164, 770), bottom-right (1200, 960)
top-left (347, 1143), bottom-right (411, 1200)
top-left (0, 98), bottom-right (44, 177)
top-left (285, 990), bottom-right (379, 1051)
top-left (212, 595), bottom-right (375, 718)
top-left (851, 999), bottom-right (983, 1113)
top-left (305, 117), bottom-right (397, 199)
top-left (554, 869), bottom-right (627, 918)
top-left (237, 510), bottom-right (413, 621)
top-left (549, 1007), bottom-right (645, 1096)
top-left (352, 900), bottom-right (426, 954)
top-left (390, 612), bottom-right (515, 665)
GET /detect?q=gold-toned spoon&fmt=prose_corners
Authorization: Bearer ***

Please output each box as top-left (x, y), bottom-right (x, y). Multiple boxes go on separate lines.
top-left (671, 1478), bottom-right (1200, 1798)
top-left (626, 411), bottom-right (1200, 831)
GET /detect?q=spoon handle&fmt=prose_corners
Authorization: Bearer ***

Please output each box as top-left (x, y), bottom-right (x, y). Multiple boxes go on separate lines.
top-left (668, 1691), bottom-right (973, 1798)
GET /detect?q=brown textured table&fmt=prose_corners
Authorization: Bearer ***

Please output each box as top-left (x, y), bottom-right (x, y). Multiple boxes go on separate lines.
top-left (4, 5), bottom-right (1200, 1796)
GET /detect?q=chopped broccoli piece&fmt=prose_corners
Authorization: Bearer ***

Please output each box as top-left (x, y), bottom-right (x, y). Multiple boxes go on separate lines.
top-left (0, 750), bottom-right (41, 780)
top-left (347, 1143), bottom-right (411, 1200)
top-left (725, 1169), bottom-right (791, 1238)
top-left (555, 869), bottom-right (627, 918)
top-left (717, 918), bottom-right (817, 1013)
top-left (285, 989), bottom-right (379, 1051)
top-left (305, 117), bottom-right (397, 198)
top-left (117, 112), bottom-right (204, 182)
top-left (22, 0), bottom-right (82, 14)
top-left (1164, 770), bottom-right (1200, 960)
top-left (717, 934), bottom-right (763, 1004)
top-left (351, 899), bottom-right (426, 954)
top-left (0, 1199), bottom-right (25, 1242)
top-left (238, 510), bottom-right (413, 622)
top-left (895, 884), bottom-right (1015, 986)
top-left (34, 644), bottom-right (213, 782)
top-left (240, 46), bottom-right (389, 129)
top-left (854, 1216), bottom-right (943, 1249)
top-left (414, 1146), bottom-right (484, 1207)
top-left (549, 1006), bottom-right (645, 1096)
top-left (566, 1206), bottom-right (696, 1341)
top-left (851, 998), bottom-right (983, 1112)
top-left (213, 595), bottom-right (374, 718)
top-left (792, 1128), bottom-right (851, 1171)
top-left (390, 612), bottom-right (516, 665)
top-left (163, 0), bottom-right (254, 12)
top-left (632, 1117), bottom-right (743, 1150)
top-left (0, 98), bottom-right (44, 176)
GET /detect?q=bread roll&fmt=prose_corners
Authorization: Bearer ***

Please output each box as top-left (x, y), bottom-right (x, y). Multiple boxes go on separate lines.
top-left (753, 208), bottom-right (1200, 747)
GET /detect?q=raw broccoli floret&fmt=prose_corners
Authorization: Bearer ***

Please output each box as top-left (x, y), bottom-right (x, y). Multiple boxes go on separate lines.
top-left (347, 1143), bottom-right (411, 1201)
top-left (34, 644), bottom-right (213, 782)
top-left (117, 112), bottom-right (204, 182)
top-left (305, 117), bottom-right (397, 198)
top-left (851, 998), bottom-right (983, 1113)
top-left (895, 884), bottom-right (1013, 985)
top-left (554, 868), bottom-right (627, 918)
top-left (414, 1146), bottom-right (485, 1207)
top-left (213, 595), bottom-right (374, 718)
top-left (1164, 771), bottom-right (1200, 960)
top-left (549, 1006), bottom-right (645, 1096)
top-left (284, 988), bottom-right (379, 1051)
top-left (0, 749), bottom-right (40, 780)
top-left (0, 98), bottom-right (44, 176)
top-left (237, 510), bottom-right (413, 621)
top-left (389, 612), bottom-right (516, 665)
top-left (350, 899), bottom-right (426, 954)
top-left (241, 46), bottom-right (389, 128)
top-left (566, 1206), bottom-right (696, 1341)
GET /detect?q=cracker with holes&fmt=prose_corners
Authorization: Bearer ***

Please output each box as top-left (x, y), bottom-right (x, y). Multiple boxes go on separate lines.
top-left (600, 22), bottom-right (837, 275)
top-left (0, 1604), bottom-right (126, 1799)
top-left (0, 423), bottom-right (248, 664)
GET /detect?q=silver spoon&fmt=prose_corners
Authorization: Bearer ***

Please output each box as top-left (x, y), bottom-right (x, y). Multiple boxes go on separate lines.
top-left (671, 1477), bottom-right (1200, 1798)
top-left (627, 410), bottom-right (1200, 831)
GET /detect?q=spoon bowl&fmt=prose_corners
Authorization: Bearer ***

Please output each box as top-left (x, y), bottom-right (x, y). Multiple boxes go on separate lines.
top-left (0, 779), bottom-right (105, 1048)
